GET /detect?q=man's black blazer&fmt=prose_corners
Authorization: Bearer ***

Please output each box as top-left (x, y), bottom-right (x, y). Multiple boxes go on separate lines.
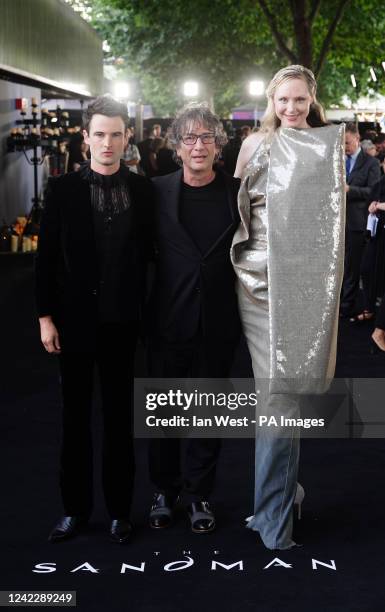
top-left (346, 149), bottom-right (381, 231)
top-left (147, 168), bottom-right (241, 344)
top-left (35, 164), bottom-right (153, 344)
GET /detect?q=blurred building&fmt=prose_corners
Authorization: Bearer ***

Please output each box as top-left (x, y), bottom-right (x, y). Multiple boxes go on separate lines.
top-left (0, 0), bottom-right (103, 223)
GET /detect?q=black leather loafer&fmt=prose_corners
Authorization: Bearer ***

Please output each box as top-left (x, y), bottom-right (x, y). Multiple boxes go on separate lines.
top-left (187, 501), bottom-right (216, 534)
top-left (110, 519), bottom-right (132, 544)
top-left (149, 493), bottom-right (177, 529)
top-left (48, 516), bottom-right (88, 542)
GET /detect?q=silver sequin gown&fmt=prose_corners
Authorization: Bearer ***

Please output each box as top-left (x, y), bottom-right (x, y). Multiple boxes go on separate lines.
top-left (231, 138), bottom-right (300, 550)
top-left (230, 126), bottom-right (345, 550)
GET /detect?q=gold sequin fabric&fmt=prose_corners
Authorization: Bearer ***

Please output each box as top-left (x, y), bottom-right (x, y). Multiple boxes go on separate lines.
top-left (231, 125), bottom-right (346, 394)
top-left (231, 137), bottom-right (269, 308)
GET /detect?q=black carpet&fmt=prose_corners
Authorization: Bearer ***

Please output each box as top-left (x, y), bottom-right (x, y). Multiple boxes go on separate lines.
top-left (1, 254), bottom-right (385, 612)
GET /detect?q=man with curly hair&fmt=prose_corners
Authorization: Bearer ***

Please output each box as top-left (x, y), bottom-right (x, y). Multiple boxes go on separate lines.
top-left (147, 103), bottom-right (241, 534)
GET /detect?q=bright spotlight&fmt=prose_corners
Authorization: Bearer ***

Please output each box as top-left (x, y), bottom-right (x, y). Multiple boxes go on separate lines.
top-left (183, 81), bottom-right (199, 97)
top-left (249, 80), bottom-right (265, 97)
top-left (114, 81), bottom-right (130, 99)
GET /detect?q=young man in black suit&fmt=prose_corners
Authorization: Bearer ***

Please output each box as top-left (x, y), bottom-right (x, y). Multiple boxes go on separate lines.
top-left (36, 95), bottom-right (153, 544)
top-left (147, 103), bottom-right (241, 533)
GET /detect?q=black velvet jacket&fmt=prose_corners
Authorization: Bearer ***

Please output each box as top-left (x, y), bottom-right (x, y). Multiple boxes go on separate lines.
top-left (147, 168), bottom-right (241, 344)
top-left (35, 163), bottom-right (153, 345)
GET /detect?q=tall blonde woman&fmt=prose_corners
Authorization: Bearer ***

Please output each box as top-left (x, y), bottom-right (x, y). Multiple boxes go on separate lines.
top-left (231, 65), bottom-right (345, 549)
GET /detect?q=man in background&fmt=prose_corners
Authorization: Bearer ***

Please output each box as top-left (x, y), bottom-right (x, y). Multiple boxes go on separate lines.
top-left (341, 122), bottom-right (381, 319)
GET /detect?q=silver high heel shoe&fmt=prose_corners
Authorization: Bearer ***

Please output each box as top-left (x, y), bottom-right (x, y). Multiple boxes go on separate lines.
top-left (294, 483), bottom-right (305, 520)
top-left (245, 483), bottom-right (305, 523)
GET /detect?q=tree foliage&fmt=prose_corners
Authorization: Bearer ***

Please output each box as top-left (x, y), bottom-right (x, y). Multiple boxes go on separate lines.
top-left (67, 0), bottom-right (385, 116)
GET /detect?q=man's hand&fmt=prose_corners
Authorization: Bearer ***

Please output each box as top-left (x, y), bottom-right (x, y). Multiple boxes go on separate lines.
top-left (345, 184), bottom-right (350, 193)
top-left (39, 316), bottom-right (61, 354)
top-left (368, 201), bottom-right (378, 214)
top-left (375, 201), bottom-right (385, 212)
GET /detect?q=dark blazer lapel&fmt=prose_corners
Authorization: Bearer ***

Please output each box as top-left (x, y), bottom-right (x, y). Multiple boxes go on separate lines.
top-left (202, 171), bottom-right (239, 259)
top-left (164, 168), bottom-right (183, 224)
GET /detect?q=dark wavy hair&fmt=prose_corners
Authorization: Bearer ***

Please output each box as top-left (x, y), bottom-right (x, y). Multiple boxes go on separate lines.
top-left (345, 122), bottom-right (359, 136)
top-left (82, 94), bottom-right (129, 133)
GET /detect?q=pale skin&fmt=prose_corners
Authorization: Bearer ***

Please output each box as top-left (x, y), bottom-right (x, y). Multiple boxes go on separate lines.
top-left (234, 132), bottom-right (264, 179)
top-left (235, 77), bottom-right (313, 178)
top-left (177, 122), bottom-right (220, 187)
top-left (368, 201), bottom-right (385, 214)
top-left (39, 114), bottom-right (129, 354)
top-left (344, 131), bottom-right (361, 194)
top-left (372, 328), bottom-right (385, 351)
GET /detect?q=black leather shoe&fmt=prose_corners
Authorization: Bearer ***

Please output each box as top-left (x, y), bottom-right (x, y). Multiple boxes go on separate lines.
top-left (149, 493), bottom-right (177, 529)
top-left (48, 516), bottom-right (88, 542)
top-left (110, 519), bottom-right (132, 544)
top-left (187, 501), bottom-right (216, 534)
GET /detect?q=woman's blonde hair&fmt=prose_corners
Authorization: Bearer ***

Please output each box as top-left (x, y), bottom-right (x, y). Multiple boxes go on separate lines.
top-left (261, 65), bottom-right (327, 138)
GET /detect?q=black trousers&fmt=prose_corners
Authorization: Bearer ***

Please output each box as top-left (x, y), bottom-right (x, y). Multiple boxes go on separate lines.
top-left (58, 322), bottom-right (137, 518)
top-left (147, 335), bottom-right (237, 503)
top-left (361, 236), bottom-right (377, 312)
top-left (341, 229), bottom-right (366, 314)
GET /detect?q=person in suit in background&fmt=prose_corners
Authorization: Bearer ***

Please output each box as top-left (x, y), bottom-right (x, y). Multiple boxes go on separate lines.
top-left (122, 126), bottom-right (141, 173)
top-left (156, 137), bottom-right (180, 175)
top-left (361, 174), bottom-right (385, 350)
top-left (340, 123), bottom-right (381, 319)
top-left (375, 133), bottom-right (385, 165)
top-left (358, 176), bottom-right (385, 324)
top-left (137, 127), bottom-right (153, 176)
top-left (147, 102), bottom-right (241, 534)
top-left (36, 94), bottom-right (153, 544)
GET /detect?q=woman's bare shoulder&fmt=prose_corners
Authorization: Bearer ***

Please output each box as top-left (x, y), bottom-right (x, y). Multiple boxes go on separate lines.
top-left (234, 132), bottom-right (265, 178)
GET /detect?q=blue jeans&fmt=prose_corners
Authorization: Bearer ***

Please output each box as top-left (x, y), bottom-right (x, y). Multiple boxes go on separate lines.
top-left (238, 283), bottom-right (300, 550)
